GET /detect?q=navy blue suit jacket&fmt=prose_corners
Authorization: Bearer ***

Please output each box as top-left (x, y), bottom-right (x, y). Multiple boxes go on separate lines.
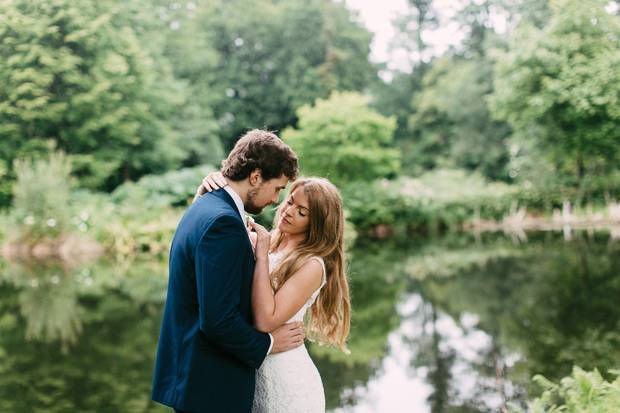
top-left (152, 189), bottom-right (271, 412)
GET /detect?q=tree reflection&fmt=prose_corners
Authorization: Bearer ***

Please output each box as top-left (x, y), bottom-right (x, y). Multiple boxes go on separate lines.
top-left (0, 257), bottom-right (169, 352)
top-left (407, 283), bottom-right (511, 412)
top-left (418, 302), bottom-right (456, 413)
top-left (0, 257), bottom-right (169, 412)
top-left (309, 237), bottom-right (411, 410)
top-left (2, 260), bottom-right (83, 353)
top-left (504, 232), bottom-right (620, 384)
top-left (19, 280), bottom-right (83, 351)
top-left (415, 230), bottom-right (620, 408)
top-left (406, 233), bottom-right (524, 411)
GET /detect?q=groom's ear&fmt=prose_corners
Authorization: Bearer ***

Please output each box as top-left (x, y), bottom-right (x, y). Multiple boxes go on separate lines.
top-left (249, 168), bottom-right (263, 187)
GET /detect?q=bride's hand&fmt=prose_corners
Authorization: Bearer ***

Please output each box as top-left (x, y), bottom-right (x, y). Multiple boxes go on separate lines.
top-left (248, 221), bottom-right (271, 257)
top-left (193, 171), bottom-right (228, 203)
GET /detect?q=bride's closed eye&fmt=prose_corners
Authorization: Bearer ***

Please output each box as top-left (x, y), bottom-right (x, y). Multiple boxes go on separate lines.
top-left (286, 198), bottom-right (307, 217)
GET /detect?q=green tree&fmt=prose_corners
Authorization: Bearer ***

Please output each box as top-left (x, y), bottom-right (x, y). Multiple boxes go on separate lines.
top-left (489, 0), bottom-right (620, 187)
top-left (282, 91), bottom-right (400, 184)
top-left (453, 0), bottom-right (552, 57)
top-left (371, 70), bottom-right (426, 175)
top-left (189, 0), bottom-right (378, 150)
top-left (409, 52), bottom-right (511, 180)
top-left (372, 0), bottom-right (439, 175)
top-left (391, 0), bottom-right (439, 64)
top-left (0, 0), bottom-right (187, 201)
top-left (503, 0), bottom-right (552, 29)
top-left (150, 0), bottom-right (224, 168)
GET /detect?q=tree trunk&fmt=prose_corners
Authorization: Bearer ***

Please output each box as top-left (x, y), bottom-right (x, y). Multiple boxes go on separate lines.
top-left (122, 162), bottom-right (131, 182)
top-left (575, 152), bottom-right (583, 184)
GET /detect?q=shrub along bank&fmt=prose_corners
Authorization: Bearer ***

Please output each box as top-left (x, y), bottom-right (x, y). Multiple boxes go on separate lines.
top-left (3, 155), bottom-right (620, 258)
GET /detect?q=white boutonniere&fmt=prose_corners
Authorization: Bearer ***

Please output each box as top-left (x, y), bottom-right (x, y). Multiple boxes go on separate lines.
top-left (244, 215), bottom-right (256, 256)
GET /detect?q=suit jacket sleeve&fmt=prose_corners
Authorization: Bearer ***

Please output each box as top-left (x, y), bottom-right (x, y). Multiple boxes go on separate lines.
top-left (195, 213), bottom-right (270, 368)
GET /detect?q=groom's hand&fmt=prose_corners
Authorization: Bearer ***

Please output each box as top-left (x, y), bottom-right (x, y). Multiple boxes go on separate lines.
top-left (269, 321), bottom-right (306, 354)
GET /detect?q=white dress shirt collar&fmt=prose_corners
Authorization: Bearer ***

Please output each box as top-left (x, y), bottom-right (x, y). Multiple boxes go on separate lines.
top-left (223, 186), bottom-right (246, 222)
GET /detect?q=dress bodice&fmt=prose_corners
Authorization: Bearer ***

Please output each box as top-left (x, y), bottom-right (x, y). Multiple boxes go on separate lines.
top-left (268, 251), bottom-right (326, 323)
top-left (252, 252), bottom-right (327, 413)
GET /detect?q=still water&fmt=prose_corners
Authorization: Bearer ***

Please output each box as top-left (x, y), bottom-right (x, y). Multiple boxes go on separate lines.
top-left (1, 229), bottom-right (620, 412)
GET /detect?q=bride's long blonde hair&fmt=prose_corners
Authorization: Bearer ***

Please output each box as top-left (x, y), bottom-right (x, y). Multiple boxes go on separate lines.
top-left (269, 177), bottom-right (351, 354)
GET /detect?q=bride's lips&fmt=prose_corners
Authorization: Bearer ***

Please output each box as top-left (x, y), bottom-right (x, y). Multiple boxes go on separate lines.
top-left (281, 216), bottom-right (291, 225)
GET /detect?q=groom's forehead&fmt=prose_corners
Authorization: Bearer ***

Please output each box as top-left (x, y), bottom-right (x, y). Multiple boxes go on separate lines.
top-left (268, 174), bottom-right (289, 190)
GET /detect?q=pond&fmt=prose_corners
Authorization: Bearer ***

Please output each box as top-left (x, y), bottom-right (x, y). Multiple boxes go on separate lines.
top-left (1, 228), bottom-right (620, 412)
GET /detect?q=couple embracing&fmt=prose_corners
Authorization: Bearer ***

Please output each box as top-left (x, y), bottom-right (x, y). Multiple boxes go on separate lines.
top-left (151, 130), bottom-right (351, 412)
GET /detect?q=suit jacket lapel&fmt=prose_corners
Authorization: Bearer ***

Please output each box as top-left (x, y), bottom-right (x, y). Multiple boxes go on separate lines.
top-left (210, 189), bottom-right (255, 256)
top-left (211, 188), bottom-right (242, 219)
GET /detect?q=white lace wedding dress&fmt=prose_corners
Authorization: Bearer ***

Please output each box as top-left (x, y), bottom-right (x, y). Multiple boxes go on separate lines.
top-left (252, 251), bottom-right (327, 413)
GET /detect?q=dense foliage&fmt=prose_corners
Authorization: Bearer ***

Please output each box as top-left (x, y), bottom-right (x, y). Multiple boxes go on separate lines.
top-left (0, 0), bottom-right (187, 200)
top-left (283, 91), bottom-right (400, 184)
top-left (1, 0), bottom-right (618, 216)
top-left (408, 53), bottom-right (511, 180)
top-left (0, 0), bottom-right (378, 207)
top-left (518, 367), bottom-right (620, 412)
top-left (183, 0), bottom-right (378, 150)
top-left (490, 0), bottom-right (620, 190)
top-left (1, 0), bottom-right (619, 241)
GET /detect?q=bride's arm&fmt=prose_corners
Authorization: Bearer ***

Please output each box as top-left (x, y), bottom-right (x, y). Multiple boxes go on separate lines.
top-left (249, 222), bottom-right (323, 333)
top-left (193, 171), bottom-right (228, 203)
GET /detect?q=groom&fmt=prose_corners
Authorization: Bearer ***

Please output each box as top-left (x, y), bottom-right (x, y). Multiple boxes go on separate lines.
top-left (152, 130), bottom-right (304, 412)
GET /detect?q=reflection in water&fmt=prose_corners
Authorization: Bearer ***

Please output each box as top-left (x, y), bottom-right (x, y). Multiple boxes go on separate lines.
top-left (1, 229), bottom-right (620, 412)
top-left (19, 280), bottom-right (82, 351)
top-left (3, 260), bottom-right (84, 353)
top-left (330, 294), bottom-right (434, 413)
top-left (310, 237), bottom-right (409, 410)
top-left (329, 294), bottom-right (517, 413)
top-left (0, 257), bottom-right (170, 412)
top-left (322, 229), bottom-right (620, 412)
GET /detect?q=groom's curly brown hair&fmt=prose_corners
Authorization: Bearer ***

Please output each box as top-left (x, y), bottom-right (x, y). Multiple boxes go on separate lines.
top-left (221, 129), bottom-right (298, 182)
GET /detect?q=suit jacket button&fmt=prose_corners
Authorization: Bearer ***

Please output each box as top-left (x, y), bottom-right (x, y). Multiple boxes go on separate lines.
top-left (249, 359), bottom-right (254, 365)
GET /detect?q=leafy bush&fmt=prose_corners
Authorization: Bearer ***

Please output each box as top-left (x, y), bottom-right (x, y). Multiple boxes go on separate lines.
top-left (343, 167), bottom-right (620, 236)
top-left (512, 367), bottom-right (620, 413)
top-left (73, 165), bottom-right (217, 258)
top-left (342, 170), bottom-right (520, 234)
top-left (283, 91), bottom-right (400, 185)
top-left (8, 148), bottom-right (74, 243)
top-left (110, 164), bottom-right (217, 210)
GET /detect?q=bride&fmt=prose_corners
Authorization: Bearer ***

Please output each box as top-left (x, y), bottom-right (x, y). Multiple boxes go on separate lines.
top-left (199, 173), bottom-right (351, 412)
